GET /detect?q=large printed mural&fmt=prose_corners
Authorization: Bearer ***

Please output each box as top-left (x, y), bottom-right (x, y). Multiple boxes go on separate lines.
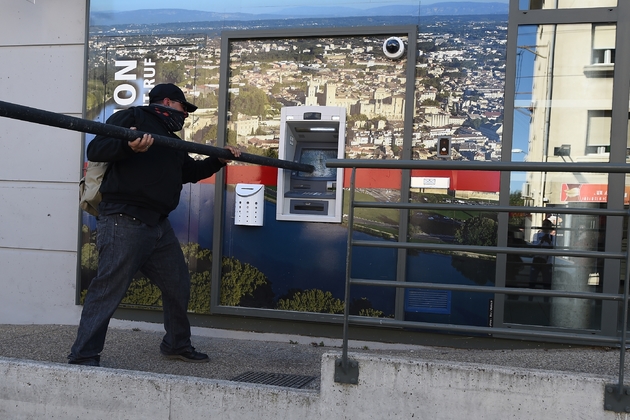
top-left (82, 2), bottom-right (509, 328)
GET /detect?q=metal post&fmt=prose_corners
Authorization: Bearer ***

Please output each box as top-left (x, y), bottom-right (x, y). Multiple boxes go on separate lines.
top-left (335, 167), bottom-right (359, 384)
top-left (603, 208), bottom-right (630, 412)
top-left (618, 212), bottom-right (630, 386)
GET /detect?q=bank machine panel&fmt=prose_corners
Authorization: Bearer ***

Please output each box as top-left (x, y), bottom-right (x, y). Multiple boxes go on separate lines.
top-left (277, 106), bottom-right (346, 222)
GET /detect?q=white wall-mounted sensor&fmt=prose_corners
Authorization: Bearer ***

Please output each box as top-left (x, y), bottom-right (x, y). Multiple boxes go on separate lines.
top-left (235, 184), bottom-right (265, 226)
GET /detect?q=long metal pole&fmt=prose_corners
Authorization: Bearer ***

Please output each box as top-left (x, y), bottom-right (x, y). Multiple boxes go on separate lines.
top-left (0, 100), bottom-right (314, 173)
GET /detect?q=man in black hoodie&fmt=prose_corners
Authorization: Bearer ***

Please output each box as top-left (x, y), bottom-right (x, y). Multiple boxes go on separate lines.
top-left (69, 83), bottom-right (240, 366)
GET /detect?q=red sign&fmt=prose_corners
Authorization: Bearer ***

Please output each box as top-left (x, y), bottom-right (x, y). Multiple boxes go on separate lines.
top-left (561, 183), bottom-right (630, 205)
top-left (213, 165), bottom-right (501, 193)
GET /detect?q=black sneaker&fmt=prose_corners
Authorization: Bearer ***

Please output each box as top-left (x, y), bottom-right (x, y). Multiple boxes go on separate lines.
top-left (160, 347), bottom-right (209, 363)
top-left (68, 357), bottom-right (100, 367)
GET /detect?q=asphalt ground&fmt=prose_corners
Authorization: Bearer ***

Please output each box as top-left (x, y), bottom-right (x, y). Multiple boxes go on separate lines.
top-left (0, 323), bottom-right (627, 390)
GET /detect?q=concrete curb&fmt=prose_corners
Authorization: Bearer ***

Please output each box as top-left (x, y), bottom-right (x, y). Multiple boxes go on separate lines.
top-left (0, 353), bottom-right (621, 419)
top-left (320, 352), bottom-right (618, 419)
top-left (0, 356), bottom-right (317, 419)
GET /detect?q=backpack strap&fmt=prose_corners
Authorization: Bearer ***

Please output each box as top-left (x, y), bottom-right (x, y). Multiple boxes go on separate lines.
top-left (79, 161), bottom-right (108, 216)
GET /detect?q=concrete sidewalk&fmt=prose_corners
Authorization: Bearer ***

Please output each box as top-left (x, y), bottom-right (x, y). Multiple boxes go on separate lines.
top-left (0, 322), bottom-right (626, 388)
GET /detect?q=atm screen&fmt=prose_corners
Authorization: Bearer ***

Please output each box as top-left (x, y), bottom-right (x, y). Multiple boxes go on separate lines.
top-left (296, 148), bottom-right (337, 179)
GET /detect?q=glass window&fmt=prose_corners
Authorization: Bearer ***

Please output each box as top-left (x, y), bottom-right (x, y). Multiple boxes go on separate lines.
top-left (586, 110), bottom-right (611, 155)
top-left (592, 24), bottom-right (616, 65)
top-left (222, 33), bottom-right (411, 315)
top-left (507, 22), bottom-right (617, 329)
top-left (521, 0), bottom-right (617, 10)
top-left (512, 22), bottom-right (615, 183)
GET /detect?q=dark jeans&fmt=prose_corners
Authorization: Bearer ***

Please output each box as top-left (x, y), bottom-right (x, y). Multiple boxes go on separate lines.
top-left (69, 214), bottom-right (191, 364)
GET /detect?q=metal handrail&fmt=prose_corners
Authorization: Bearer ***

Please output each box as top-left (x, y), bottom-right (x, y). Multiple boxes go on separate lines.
top-left (328, 159), bottom-right (630, 409)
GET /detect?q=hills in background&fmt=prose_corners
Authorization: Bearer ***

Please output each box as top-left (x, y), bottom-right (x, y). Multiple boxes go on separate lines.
top-left (91, 2), bottom-right (509, 26)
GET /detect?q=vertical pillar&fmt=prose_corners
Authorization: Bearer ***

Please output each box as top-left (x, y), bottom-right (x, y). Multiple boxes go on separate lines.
top-left (550, 212), bottom-right (598, 329)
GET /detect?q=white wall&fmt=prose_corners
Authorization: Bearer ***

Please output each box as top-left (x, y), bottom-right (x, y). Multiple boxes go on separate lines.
top-left (0, 0), bottom-right (87, 324)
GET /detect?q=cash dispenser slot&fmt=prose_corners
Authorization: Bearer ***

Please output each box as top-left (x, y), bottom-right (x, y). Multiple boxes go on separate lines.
top-left (289, 200), bottom-right (328, 215)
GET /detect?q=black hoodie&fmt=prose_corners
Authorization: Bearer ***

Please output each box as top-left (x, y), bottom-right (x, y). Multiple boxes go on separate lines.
top-left (87, 106), bottom-right (225, 218)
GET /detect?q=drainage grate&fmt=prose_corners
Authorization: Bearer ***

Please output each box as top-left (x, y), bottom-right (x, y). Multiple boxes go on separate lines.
top-left (230, 371), bottom-right (316, 389)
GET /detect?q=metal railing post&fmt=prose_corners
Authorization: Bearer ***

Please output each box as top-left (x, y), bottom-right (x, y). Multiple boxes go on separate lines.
top-left (334, 168), bottom-right (359, 384)
top-left (604, 208), bottom-right (630, 411)
top-left (328, 159), bottom-right (630, 403)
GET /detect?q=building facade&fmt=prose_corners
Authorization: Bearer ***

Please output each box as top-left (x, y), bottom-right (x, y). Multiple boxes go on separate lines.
top-left (1, 0), bottom-right (629, 345)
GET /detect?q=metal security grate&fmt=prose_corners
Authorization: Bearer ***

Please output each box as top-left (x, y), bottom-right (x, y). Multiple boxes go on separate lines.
top-left (230, 371), bottom-right (316, 389)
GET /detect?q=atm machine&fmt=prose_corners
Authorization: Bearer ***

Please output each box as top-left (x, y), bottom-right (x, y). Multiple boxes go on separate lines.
top-left (276, 106), bottom-right (346, 223)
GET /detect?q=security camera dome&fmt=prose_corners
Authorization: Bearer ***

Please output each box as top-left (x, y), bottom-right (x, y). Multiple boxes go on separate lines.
top-left (383, 36), bottom-right (405, 59)
top-left (385, 39), bottom-right (400, 54)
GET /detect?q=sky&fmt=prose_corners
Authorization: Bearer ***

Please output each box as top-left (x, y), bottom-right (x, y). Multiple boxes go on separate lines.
top-left (90, 0), bottom-right (508, 13)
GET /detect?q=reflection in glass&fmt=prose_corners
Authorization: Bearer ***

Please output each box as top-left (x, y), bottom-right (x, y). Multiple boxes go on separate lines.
top-left (514, 22), bottom-right (614, 227)
top-left (507, 22), bottom-right (616, 329)
top-left (505, 210), bottom-right (604, 329)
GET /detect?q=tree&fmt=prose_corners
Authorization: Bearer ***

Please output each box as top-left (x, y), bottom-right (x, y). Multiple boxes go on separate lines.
top-left (455, 216), bottom-right (498, 247)
top-left (86, 78), bottom-right (106, 115)
top-left (193, 92), bottom-right (219, 109)
top-left (245, 144), bottom-right (278, 159)
top-left (347, 113), bottom-right (368, 125)
top-left (226, 128), bottom-right (237, 145)
top-left (276, 289), bottom-right (344, 314)
top-left (157, 61), bottom-right (185, 84)
top-left (200, 125), bottom-right (235, 145)
top-left (189, 271), bottom-right (212, 313)
top-left (122, 278), bottom-right (162, 307)
top-left (509, 191), bottom-right (526, 226)
top-left (422, 76), bottom-right (441, 90)
top-left (81, 242), bottom-right (98, 272)
top-left (350, 297), bottom-right (384, 317)
top-left (417, 41), bottom-right (438, 54)
top-left (220, 256), bottom-right (272, 307)
top-left (81, 242), bottom-right (274, 312)
top-left (391, 144), bottom-right (401, 157)
top-left (80, 240), bottom-right (99, 295)
top-left (468, 118), bottom-right (483, 129)
top-left (270, 83), bottom-right (282, 95)
top-left (230, 85), bottom-right (269, 118)
top-left (183, 242), bottom-right (274, 308)
top-left (182, 242), bottom-right (213, 270)
top-left (196, 124), bottom-right (218, 144)
top-left (421, 99), bottom-right (440, 107)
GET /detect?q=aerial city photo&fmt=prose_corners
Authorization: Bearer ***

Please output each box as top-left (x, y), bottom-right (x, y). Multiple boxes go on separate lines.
top-left (87, 2), bottom-right (508, 165)
top-left (81, 1), bottom-right (519, 324)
